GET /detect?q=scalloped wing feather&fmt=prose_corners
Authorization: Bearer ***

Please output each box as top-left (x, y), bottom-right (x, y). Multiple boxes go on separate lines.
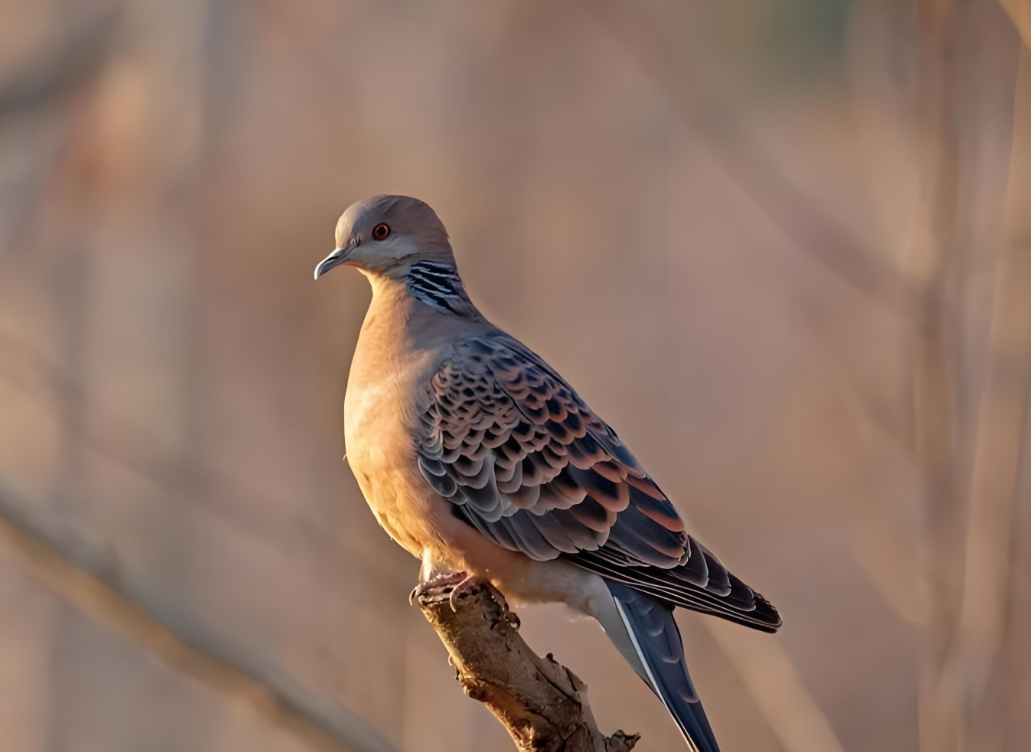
top-left (417, 332), bottom-right (781, 632)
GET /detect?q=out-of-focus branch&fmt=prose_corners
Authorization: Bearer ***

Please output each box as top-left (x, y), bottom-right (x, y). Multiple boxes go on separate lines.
top-left (997, 0), bottom-right (1031, 51)
top-left (951, 47), bottom-right (1031, 752)
top-left (0, 7), bottom-right (121, 263)
top-left (415, 582), bottom-right (638, 752)
top-left (0, 482), bottom-right (397, 752)
top-left (581, 0), bottom-right (911, 319)
top-left (701, 622), bottom-right (849, 752)
top-left (909, 3), bottom-right (963, 752)
top-left (0, 6), bottom-right (119, 119)
top-left (0, 328), bottom-right (339, 562)
top-left (855, 521), bottom-right (924, 627)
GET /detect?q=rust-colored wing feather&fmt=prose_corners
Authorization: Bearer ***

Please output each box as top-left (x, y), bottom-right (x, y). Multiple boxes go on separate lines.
top-left (416, 332), bottom-right (781, 632)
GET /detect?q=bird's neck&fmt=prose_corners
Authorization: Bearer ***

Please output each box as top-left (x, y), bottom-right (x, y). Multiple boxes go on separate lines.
top-left (404, 260), bottom-right (477, 316)
top-left (367, 260), bottom-right (479, 319)
top-left (357, 267), bottom-right (486, 364)
top-left (364, 260), bottom-right (482, 320)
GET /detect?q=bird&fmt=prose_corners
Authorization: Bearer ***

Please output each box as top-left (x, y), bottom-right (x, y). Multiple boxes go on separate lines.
top-left (314, 195), bottom-right (782, 751)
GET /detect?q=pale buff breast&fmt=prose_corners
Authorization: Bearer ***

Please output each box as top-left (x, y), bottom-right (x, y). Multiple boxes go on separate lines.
top-left (342, 276), bottom-right (605, 611)
top-left (342, 275), bottom-right (462, 559)
top-left (345, 342), bottom-right (435, 556)
top-left (344, 355), bottom-right (509, 577)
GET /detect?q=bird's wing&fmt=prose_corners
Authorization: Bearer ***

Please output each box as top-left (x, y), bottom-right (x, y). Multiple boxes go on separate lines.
top-left (416, 332), bottom-right (781, 632)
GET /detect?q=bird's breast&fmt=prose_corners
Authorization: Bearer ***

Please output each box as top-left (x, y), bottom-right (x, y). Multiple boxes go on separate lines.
top-left (343, 329), bottom-right (442, 557)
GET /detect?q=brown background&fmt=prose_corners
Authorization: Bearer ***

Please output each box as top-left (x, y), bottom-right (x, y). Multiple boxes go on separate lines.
top-left (1, 1), bottom-right (1029, 751)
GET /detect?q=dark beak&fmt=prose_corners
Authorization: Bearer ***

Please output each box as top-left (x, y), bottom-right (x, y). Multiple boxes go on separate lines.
top-left (314, 240), bottom-right (356, 280)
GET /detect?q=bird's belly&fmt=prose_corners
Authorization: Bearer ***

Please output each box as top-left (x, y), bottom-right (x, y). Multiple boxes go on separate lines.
top-left (348, 444), bottom-right (606, 614)
top-left (345, 434), bottom-right (432, 558)
top-left (341, 373), bottom-right (444, 559)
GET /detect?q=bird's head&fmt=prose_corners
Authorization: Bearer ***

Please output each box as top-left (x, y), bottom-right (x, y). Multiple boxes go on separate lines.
top-left (314, 195), bottom-right (453, 280)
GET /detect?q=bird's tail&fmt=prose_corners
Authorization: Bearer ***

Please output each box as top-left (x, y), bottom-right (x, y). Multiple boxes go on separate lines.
top-left (599, 581), bottom-right (720, 752)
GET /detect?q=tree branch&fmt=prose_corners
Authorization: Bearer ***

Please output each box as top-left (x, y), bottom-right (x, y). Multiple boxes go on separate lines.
top-left (997, 0), bottom-right (1031, 52)
top-left (0, 481), bottom-right (396, 752)
top-left (580, 0), bottom-right (912, 319)
top-left (950, 45), bottom-right (1031, 752)
top-left (909, 4), bottom-right (965, 752)
top-left (0, 6), bottom-right (119, 120)
top-left (414, 581), bottom-right (638, 752)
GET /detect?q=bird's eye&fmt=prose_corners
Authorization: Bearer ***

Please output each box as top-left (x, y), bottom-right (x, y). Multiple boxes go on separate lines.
top-left (372, 223), bottom-right (391, 241)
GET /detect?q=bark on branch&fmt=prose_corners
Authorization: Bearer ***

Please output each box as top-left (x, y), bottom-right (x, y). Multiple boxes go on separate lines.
top-left (415, 582), bottom-right (639, 752)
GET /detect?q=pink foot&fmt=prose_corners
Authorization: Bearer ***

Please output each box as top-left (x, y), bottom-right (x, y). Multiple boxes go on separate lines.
top-left (410, 572), bottom-right (520, 628)
top-left (410, 571), bottom-right (468, 605)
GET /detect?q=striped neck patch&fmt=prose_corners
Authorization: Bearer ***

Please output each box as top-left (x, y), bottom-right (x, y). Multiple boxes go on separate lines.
top-left (407, 260), bottom-right (473, 315)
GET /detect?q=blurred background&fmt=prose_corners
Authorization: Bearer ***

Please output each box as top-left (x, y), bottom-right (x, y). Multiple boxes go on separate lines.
top-left (1, 1), bottom-right (1029, 750)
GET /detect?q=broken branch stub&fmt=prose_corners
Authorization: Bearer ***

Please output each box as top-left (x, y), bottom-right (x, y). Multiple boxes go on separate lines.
top-left (415, 581), bottom-right (639, 752)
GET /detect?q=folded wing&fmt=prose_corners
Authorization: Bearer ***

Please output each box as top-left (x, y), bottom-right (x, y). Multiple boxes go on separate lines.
top-left (417, 332), bottom-right (781, 632)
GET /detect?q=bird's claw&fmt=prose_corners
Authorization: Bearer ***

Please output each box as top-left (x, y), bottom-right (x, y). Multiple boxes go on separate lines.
top-left (411, 572), bottom-right (519, 629)
top-left (483, 581), bottom-right (520, 628)
top-left (448, 576), bottom-right (519, 629)
top-left (410, 571), bottom-right (469, 605)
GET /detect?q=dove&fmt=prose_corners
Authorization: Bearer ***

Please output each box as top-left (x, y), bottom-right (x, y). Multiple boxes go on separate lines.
top-left (314, 195), bottom-right (782, 751)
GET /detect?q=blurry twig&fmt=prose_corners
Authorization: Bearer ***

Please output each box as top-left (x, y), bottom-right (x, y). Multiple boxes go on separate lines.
top-left (0, 481), bottom-right (398, 752)
top-left (0, 328), bottom-right (340, 562)
top-left (702, 622), bottom-right (849, 752)
top-left (950, 47), bottom-right (1031, 752)
top-left (415, 581), bottom-right (638, 752)
top-left (855, 522), bottom-right (924, 627)
top-left (0, 6), bottom-right (120, 264)
top-left (0, 6), bottom-right (120, 120)
top-left (908, 3), bottom-right (964, 752)
top-left (581, 0), bottom-right (912, 319)
top-left (997, 0), bottom-right (1031, 51)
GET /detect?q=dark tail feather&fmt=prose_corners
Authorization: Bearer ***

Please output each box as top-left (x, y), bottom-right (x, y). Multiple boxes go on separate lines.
top-left (606, 581), bottom-right (720, 752)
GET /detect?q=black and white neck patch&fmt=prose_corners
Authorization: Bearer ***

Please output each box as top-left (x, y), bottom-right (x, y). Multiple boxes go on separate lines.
top-left (407, 260), bottom-right (474, 315)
